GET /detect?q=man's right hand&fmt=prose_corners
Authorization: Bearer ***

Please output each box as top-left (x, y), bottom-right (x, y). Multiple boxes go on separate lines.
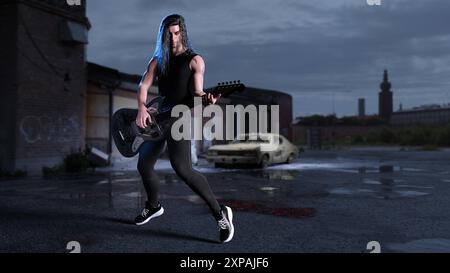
top-left (136, 107), bottom-right (153, 128)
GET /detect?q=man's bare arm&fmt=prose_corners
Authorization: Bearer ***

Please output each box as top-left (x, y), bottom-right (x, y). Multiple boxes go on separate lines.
top-left (136, 58), bottom-right (157, 128)
top-left (138, 58), bottom-right (157, 109)
top-left (190, 55), bottom-right (220, 104)
top-left (190, 55), bottom-right (206, 96)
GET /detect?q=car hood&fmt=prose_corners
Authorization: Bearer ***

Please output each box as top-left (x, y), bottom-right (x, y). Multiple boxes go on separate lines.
top-left (209, 143), bottom-right (261, 151)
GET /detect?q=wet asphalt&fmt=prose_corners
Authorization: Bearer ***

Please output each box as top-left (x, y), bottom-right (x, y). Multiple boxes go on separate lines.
top-left (2, 147), bottom-right (450, 253)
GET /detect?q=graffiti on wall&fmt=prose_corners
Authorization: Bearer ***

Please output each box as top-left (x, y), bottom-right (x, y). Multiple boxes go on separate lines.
top-left (20, 115), bottom-right (80, 143)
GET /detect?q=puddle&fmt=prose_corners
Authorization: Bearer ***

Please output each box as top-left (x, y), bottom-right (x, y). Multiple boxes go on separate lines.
top-left (329, 188), bottom-right (354, 195)
top-left (395, 190), bottom-right (429, 197)
top-left (111, 178), bottom-right (140, 183)
top-left (330, 179), bottom-right (431, 199)
top-left (193, 166), bottom-right (240, 173)
top-left (96, 180), bottom-right (109, 185)
top-left (219, 189), bottom-right (239, 192)
top-left (329, 188), bottom-right (376, 195)
top-left (401, 168), bottom-right (425, 172)
top-left (332, 169), bottom-right (361, 174)
top-left (260, 187), bottom-right (278, 191)
top-left (259, 186), bottom-right (279, 196)
top-left (387, 238), bottom-right (450, 253)
top-left (337, 165), bottom-right (423, 175)
top-left (266, 162), bottom-right (365, 171)
top-left (252, 170), bottom-right (301, 180)
top-left (363, 179), bottom-right (382, 185)
top-left (121, 192), bottom-right (141, 198)
top-left (396, 185), bottom-right (433, 189)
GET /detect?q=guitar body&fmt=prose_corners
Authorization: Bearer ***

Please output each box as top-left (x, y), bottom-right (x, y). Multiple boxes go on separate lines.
top-left (112, 97), bottom-right (172, 158)
top-left (112, 108), bottom-right (140, 158)
top-left (112, 81), bottom-right (245, 158)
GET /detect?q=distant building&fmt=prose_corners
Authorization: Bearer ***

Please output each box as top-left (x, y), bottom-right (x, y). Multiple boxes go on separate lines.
top-left (379, 69), bottom-right (393, 122)
top-left (358, 98), bottom-right (365, 117)
top-left (390, 105), bottom-right (450, 126)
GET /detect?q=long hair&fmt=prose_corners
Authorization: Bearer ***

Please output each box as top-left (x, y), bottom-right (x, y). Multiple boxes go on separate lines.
top-left (152, 14), bottom-right (193, 76)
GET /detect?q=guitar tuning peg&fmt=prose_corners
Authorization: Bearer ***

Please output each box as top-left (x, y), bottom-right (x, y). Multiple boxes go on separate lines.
top-left (217, 82), bottom-right (221, 86)
top-left (237, 80), bottom-right (240, 83)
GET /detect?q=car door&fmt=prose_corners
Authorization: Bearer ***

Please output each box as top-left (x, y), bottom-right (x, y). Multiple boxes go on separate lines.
top-left (272, 136), bottom-right (285, 163)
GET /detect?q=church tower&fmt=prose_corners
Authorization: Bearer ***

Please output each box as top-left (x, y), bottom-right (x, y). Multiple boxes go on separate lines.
top-left (379, 69), bottom-right (393, 122)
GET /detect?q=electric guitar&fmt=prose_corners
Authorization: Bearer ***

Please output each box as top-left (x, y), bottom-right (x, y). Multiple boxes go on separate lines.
top-left (112, 81), bottom-right (245, 157)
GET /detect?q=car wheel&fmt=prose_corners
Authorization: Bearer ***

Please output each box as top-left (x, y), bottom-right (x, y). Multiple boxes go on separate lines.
top-left (259, 154), bottom-right (270, 168)
top-left (286, 153), bottom-right (295, 164)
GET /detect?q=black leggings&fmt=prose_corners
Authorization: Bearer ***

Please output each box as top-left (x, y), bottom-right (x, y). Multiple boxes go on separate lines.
top-left (137, 120), bottom-right (221, 218)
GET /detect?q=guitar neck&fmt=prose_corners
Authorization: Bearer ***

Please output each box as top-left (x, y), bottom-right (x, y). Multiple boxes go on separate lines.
top-left (150, 82), bottom-right (244, 110)
top-left (205, 88), bottom-right (232, 97)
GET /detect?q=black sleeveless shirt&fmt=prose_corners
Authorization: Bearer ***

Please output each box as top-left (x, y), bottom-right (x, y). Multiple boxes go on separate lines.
top-left (157, 49), bottom-right (198, 109)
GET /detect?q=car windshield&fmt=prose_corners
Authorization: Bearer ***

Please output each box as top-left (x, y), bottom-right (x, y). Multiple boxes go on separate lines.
top-left (231, 137), bottom-right (270, 144)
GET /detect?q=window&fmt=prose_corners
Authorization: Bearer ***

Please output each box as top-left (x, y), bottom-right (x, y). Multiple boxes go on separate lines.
top-left (59, 20), bottom-right (88, 44)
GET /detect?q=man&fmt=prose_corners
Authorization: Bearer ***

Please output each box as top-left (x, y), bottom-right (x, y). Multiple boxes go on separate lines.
top-left (134, 14), bottom-right (234, 243)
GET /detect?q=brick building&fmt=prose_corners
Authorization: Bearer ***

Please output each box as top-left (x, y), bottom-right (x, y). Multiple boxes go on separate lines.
top-left (0, 0), bottom-right (90, 174)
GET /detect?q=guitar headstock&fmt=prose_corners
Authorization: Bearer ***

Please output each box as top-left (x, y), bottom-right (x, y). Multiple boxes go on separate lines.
top-left (211, 80), bottom-right (245, 97)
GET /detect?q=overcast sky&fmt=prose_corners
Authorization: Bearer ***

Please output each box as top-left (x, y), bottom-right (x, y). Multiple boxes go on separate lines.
top-left (86, 0), bottom-right (450, 118)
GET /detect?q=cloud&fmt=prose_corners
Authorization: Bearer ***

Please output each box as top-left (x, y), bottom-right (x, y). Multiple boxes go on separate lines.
top-left (86, 0), bottom-right (450, 118)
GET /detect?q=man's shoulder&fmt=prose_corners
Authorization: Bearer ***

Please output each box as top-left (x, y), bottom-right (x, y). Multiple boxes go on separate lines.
top-left (189, 54), bottom-right (205, 72)
top-left (185, 49), bottom-right (201, 59)
top-left (191, 54), bottom-right (203, 62)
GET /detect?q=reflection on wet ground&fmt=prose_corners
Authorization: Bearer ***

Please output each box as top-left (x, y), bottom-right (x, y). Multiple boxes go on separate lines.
top-left (233, 169), bottom-right (301, 180)
top-left (1, 159), bottom-right (436, 207)
top-left (1, 153), bottom-right (443, 214)
top-left (220, 162), bottom-right (436, 200)
top-left (328, 164), bottom-right (434, 199)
